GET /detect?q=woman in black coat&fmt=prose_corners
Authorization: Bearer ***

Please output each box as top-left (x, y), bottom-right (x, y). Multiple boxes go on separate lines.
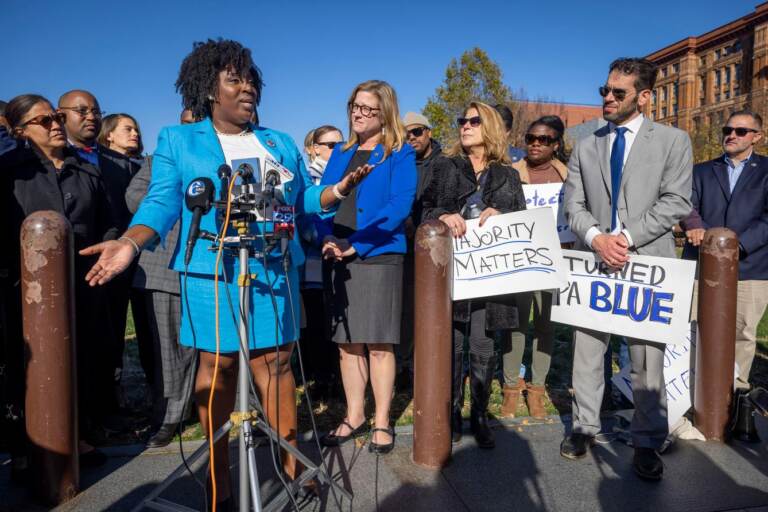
top-left (422, 101), bottom-right (525, 449)
top-left (1, 94), bottom-right (118, 468)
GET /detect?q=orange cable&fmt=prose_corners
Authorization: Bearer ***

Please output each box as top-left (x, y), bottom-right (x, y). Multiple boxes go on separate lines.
top-left (208, 171), bottom-right (240, 511)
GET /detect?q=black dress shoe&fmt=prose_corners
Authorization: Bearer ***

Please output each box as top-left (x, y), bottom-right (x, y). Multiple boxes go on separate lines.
top-left (368, 427), bottom-right (395, 454)
top-left (633, 447), bottom-right (663, 481)
top-left (559, 433), bottom-right (593, 460)
top-left (146, 423), bottom-right (178, 449)
top-left (320, 419), bottom-right (369, 447)
top-left (451, 409), bottom-right (463, 444)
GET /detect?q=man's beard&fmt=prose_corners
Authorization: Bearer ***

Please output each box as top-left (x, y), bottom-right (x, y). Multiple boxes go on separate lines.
top-left (604, 96), bottom-right (639, 124)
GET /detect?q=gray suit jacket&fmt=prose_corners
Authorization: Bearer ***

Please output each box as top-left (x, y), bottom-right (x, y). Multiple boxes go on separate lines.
top-left (126, 158), bottom-right (181, 294)
top-left (564, 117), bottom-right (692, 258)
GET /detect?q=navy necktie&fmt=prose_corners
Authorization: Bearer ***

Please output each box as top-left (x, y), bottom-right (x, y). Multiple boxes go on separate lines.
top-left (610, 127), bottom-right (627, 231)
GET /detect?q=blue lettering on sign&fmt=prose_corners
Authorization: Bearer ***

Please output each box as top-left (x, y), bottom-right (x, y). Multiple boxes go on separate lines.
top-left (187, 180), bottom-right (206, 196)
top-left (589, 281), bottom-right (612, 312)
top-left (588, 281), bottom-right (674, 324)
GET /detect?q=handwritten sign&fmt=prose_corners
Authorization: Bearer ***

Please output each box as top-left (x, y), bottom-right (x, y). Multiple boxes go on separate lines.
top-left (612, 330), bottom-right (694, 428)
top-left (550, 250), bottom-right (695, 344)
top-left (451, 208), bottom-right (568, 301)
top-left (523, 183), bottom-right (576, 243)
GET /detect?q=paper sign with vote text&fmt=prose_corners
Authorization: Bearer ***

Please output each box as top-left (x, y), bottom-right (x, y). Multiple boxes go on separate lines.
top-left (523, 183), bottom-right (576, 243)
top-left (612, 330), bottom-right (694, 428)
top-left (550, 250), bottom-right (695, 344)
top-left (451, 208), bottom-right (568, 301)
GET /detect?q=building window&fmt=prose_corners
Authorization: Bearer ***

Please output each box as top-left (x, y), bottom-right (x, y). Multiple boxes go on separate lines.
top-left (715, 92), bottom-right (721, 102)
top-left (715, 48), bottom-right (722, 60)
top-left (725, 90), bottom-right (731, 100)
top-left (735, 63), bottom-right (742, 80)
top-left (700, 56), bottom-right (706, 67)
top-left (729, 40), bottom-right (742, 54)
top-left (715, 69), bottom-right (721, 87)
top-left (673, 63), bottom-right (680, 74)
top-left (661, 88), bottom-right (667, 101)
top-left (651, 110), bottom-right (656, 120)
top-left (725, 67), bottom-right (731, 84)
top-left (652, 90), bottom-right (657, 105)
top-left (673, 103), bottom-right (678, 115)
top-left (661, 67), bottom-right (667, 78)
top-left (661, 107), bottom-right (667, 118)
top-left (673, 82), bottom-right (679, 100)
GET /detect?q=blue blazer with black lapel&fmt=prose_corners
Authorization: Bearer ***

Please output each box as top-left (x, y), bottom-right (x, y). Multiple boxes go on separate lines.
top-left (316, 143), bottom-right (417, 258)
top-left (130, 117), bottom-right (324, 274)
top-left (681, 153), bottom-right (768, 280)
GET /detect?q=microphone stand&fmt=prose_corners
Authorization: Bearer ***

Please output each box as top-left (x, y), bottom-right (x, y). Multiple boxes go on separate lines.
top-left (133, 219), bottom-right (352, 512)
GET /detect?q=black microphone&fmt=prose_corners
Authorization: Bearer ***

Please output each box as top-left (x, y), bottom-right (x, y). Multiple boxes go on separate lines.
top-left (217, 164), bottom-right (231, 202)
top-left (264, 169), bottom-right (281, 197)
top-left (184, 177), bottom-right (215, 265)
top-left (236, 161), bottom-right (258, 182)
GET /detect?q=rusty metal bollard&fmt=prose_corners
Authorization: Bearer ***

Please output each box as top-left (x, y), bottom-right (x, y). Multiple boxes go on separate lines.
top-left (21, 211), bottom-right (79, 504)
top-left (412, 220), bottom-right (453, 468)
top-left (694, 228), bottom-right (738, 441)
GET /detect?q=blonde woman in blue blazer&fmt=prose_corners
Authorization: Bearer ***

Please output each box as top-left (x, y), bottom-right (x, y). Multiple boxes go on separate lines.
top-left (80, 39), bottom-right (370, 508)
top-left (317, 80), bottom-right (417, 454)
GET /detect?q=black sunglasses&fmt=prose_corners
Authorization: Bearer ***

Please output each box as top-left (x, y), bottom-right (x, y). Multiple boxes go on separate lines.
top-left (457, 116), bottom-right (482, 128)
top-left (314, 141), bottom-right (343, 149)
top-left (406, 127), bottom-right (427, 137)
top-left (21, 111), bottom-right (67, 129)
top-left (722, 126), bottom-right (759, 137)
top-left (525, 134), bottom-right (557, 146)
top-left (599, 86), bottom-right (630, 102)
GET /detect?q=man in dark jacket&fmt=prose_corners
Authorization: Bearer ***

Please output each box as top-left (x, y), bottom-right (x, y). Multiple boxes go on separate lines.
top-left (397, 112), bottom-right (443, 387)
top-left (682, 110), bottom-right (767, 390)
top-left (59, 89), bottom-right (142, 431)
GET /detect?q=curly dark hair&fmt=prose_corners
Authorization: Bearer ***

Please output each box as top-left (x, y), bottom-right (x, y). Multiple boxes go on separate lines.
top-left (528, 115), bottom-right (567, 163)
top-left (175, 39), bottom-right (263, 121)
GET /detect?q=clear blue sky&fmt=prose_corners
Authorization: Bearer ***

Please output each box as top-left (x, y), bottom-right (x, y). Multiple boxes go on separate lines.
top-left (1, 0), bottom-right (759, 154)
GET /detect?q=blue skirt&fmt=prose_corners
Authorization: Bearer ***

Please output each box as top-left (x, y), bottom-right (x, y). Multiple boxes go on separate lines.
top-left (178, 256), bottom-right (300, 353)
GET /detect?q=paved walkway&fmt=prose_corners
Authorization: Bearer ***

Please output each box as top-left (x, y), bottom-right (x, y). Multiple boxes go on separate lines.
top-left (2, 414), bottom-right (768, 512)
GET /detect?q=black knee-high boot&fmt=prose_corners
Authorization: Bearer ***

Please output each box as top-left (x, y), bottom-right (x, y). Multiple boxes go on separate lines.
top-left (452, 349), bottom-right (464, 443)
top-left (469, 352), bottom-right (496, 449)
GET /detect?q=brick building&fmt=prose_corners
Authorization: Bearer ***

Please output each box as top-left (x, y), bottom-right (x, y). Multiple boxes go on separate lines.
top-left (644, 2), bottom-right (768, 132)
top-left (516, 101), bottom-right (602, 128)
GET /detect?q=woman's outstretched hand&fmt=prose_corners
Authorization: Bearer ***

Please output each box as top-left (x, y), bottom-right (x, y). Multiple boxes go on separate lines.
top-left (79, 239), bottom-right (137, 286)
top-left (336, 164), bottom-right (374, 195)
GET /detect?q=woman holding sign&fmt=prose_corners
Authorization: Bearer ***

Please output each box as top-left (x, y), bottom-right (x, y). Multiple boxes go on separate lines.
top-left (502, 115), bottom-right (568, 418)
top-left (422, 101), bottom-right (525, 448)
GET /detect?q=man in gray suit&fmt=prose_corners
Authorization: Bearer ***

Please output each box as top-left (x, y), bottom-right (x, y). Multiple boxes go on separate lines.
top-left (563, 58), bottom-right (693, 480)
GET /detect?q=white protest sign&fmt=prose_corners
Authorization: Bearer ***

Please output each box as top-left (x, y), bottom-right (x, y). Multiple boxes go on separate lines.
top-left (451, 208), bottom-right (568, 301)
top-left (550, 250), bottom-right (696, 345)
top-left (612, 329), bottom-right (694, 428)
top-left (523, 183), bottom-right (576, 243)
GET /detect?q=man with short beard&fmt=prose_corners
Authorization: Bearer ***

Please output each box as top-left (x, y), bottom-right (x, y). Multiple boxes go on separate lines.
top-left (563, 58), bottom-right (692, 481)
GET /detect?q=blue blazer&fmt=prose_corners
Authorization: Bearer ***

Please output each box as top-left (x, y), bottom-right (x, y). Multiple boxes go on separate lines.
top-left (681, 153), bottom-right (768, 280)
top-left (130, 118), bottom-right (324, 274)
top-left (316, 143), bottom-right (416, 258)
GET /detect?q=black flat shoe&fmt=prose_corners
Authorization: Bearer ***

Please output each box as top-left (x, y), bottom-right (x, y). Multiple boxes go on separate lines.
top-left (320, 419), bottom-right (369, 447)
top-left (559, 433), bottom-right (593, 460)
top-left (633, 447), bottom-right (663, 481)
top-left (80, 448), bottom-right (108, 468)
top-left (368, 427), bottom-right (395, 454)
top-left (146, 423), bottom-right (178, 449)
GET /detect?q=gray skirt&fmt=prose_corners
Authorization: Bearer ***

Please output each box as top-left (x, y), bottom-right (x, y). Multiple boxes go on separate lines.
top-left (323, 260), bottom-right (403, 344)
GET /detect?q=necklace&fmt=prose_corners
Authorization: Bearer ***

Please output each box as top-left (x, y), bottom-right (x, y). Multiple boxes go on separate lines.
top-left (213, 125), bottom-right (251, 137)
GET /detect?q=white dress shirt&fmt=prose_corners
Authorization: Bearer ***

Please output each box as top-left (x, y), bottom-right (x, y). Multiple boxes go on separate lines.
top-left (585, 113), bottom-right (646, 249)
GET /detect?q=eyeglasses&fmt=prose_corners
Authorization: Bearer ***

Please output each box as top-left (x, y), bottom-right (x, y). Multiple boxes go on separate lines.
top-left (599, 86), bottom-right (631, 102)
top-left (525, 134), bottom-right (557, 146)
top-left (457, 116), bottom-right (482, 128)
top-left (348, 102), bottom-right (380, 118)
top-left (21, 111), bottom-right (67, 129)
top-left (314, 141), bottom-right (343, 149)
top-left (722, 126), bottom-right (759, 137)
top-left (59, 106), bottom-right (105, 119)
top-left (406, 127), bottom-right (427, 137)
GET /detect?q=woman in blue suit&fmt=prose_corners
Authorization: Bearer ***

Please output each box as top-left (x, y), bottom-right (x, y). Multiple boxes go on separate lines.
top-left (317, 81), bottom-right (417, 454)
top-left (80, 39), bottom-right (369, 509)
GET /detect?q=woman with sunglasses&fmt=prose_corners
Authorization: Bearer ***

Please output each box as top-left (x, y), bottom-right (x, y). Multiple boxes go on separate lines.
top-left (1, 94), bottom-right (119, 471)
top-left (422, 101), bottom-right (525, 448)
top-left (501, 115), bottom-right (568, 419)
top-left (317, 80), bottom-right (416, 454)
top-left (305, 125), bottom-right (344, 184)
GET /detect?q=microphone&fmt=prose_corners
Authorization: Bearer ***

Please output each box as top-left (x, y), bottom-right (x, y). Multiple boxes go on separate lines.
top-left (236, 161), bottom-right (258, 182)
top-left (264, 169), bottom-right (281, 198)
top-left (184, 177), bottom-right (215, 265)
top-left (217, 164), bottom-right (231, 202)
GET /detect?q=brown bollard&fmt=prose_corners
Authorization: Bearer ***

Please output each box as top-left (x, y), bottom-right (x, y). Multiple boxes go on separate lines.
top-left (21, 211), bottom-right (79, 504)
top-left (694, 227), bottom-right (738, 441)
top-left (412, 220), bottom-right (453, 468)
